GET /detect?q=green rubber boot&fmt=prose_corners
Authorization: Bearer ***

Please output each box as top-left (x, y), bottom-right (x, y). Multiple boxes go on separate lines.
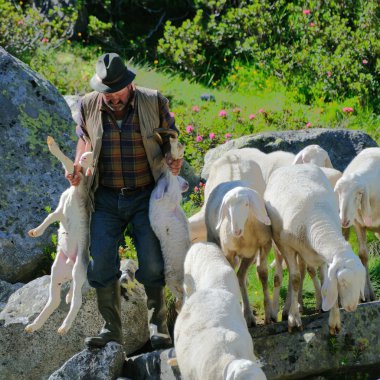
top-left (85, 280), bottom-right (123, 348)
top-left (145, 286), bottom-right (172, 350)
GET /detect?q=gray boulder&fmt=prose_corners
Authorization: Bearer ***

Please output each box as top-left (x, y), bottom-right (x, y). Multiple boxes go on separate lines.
top-left (0, 47), bottom-right (76, 283)
top-left (0, 260), bottom-right (149, 380)
top-left (201, 129), bottom-right (378, 178)
top-left (48, 342), bottom-right (125, 380)
top-left (0, 279), bottom-right (23, 311)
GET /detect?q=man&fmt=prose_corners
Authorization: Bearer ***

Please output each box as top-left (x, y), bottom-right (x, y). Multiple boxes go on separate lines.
top-left (66, 52), bottom-right (183, 349)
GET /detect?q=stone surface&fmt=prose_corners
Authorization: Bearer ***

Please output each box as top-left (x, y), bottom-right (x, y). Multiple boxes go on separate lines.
top-left (48, 342), bottom-right (125, 380)
top-left (0, 47), bottom-right (76, 283)
top-left (124, 301), bottom-right (380, 380)
top-left (201, 129), bottom-right (378, 178)
top-left (0, 279), bottom-right (23, 311)
top-left (0, 260), bottom-right (149, 380)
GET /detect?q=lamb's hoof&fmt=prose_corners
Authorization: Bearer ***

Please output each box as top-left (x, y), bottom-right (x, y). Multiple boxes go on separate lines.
top-left (47, 136), bottom-right (54, 146)
top-left (28, 229), bottom-right (36, 237)
top-left (25, 324), bottom-right (35, 333)
top-left (329, 326), bottom-right (341, 335)
top-left (167, 358), bottom-right (178, 367)
top-left (57, 326), bottom-right (68, 335)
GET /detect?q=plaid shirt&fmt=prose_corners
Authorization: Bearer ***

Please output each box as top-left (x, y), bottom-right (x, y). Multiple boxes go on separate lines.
top-left (77, 88), bottom-right (176, 189)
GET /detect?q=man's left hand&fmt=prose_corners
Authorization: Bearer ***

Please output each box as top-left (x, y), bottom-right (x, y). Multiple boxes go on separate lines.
top-left (165, 153), bottom-right (183, 176)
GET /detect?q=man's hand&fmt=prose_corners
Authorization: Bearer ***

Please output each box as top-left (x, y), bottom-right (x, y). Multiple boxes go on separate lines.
top-left (165, 152), bottom-right (183, 176)
top-left (65, 163), bottom-right (82, 186)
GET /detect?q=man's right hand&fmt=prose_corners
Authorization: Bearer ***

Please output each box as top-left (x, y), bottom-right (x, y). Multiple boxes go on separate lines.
top-left (65, 163), bottom-right (82, 186)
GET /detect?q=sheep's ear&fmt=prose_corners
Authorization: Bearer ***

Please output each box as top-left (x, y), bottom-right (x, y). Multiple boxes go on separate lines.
top-left (216, 198), bottom-right (228, 230)
top-left (322, 262), bottom-right (338, 311)
top-left (360, 187), bottom-right (372, 226)
top-left (324, 155), bottom-right (333, 168)
top-left (248, 192), bottom-right (271, 225)
top-left (292, 151), bottom-right (304, 165)
top-left (85, 168), bottom-right (92, 177)
top-left (154, 177), bottom-right (168, 200)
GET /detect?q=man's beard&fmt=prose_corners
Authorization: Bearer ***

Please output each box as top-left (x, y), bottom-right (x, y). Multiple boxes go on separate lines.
top-left (105, 100), bottom-right (126, 112)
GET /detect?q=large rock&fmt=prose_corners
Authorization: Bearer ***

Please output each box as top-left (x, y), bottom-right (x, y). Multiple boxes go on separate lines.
top-left (0, 260), bottom-right (149, 380)
top-left (0, 47), bottom-right (76, 283)
top-left (124, 301), bottom-right (380, 379)
top-left (201, 129), bottom-right (378, 178)
top-left (48, 343), bottom-right (125, 380)
top-left (0, 279), bottom-right (23, 311)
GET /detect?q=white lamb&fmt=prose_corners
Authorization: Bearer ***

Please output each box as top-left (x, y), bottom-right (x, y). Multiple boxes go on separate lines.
top-left (334, 147), bottom-right (380, 301)
top-left (206, 181), bottom-right (273, 326)
top-left (174, 242), bottom-right (267, 380)
top-left (149, 137), bottom-right (191, 310)
top-left (265, 164), bottom-right (366, 334)
top-left (26, 136), bottom-right (93, 334)
top-left (292, 144), bottom-right (333, 168)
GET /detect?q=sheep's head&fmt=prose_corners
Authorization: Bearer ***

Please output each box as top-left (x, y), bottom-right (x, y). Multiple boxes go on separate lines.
top-left (216, 187), bottom-right (270, 237)
top-left (293, 144), bottom-right (333, 168)
top-left (321, 252), bottom-right (366, 312)
top-left (334, 175), bottom-right (372, 228)
top-left (79, 151), bottom-right (94, 176)
top-left (225, 359), bottom-right (266, 380)
top-left (153, 172), bottom-right (188, 201)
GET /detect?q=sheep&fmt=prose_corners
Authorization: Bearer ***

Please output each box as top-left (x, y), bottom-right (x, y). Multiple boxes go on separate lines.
top-left (149, 136), bottom-right (191, 310)
top-left (173, 242), bottom-right (267, 380)
top-left (264, 164), bottom-right (366, 334)
top-left (292, 144), bottom-right (333, 168)
top-left (205, 181), bottom-right (273, 326)
top-left (334, 147), bottom-right (380, 301)
top-left (25, 136), bottom-right (93, 334)
top-left (189, 150), bottom-right (265, 243)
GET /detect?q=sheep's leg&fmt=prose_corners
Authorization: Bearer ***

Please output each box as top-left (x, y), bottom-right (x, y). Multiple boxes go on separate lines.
top-left (25, 251), bottom-right (69, 332)
top-left (257, 244), bottom-right (275, 324)
top-left (307, 265), bottom-right (322, 313)
top-left (47, 136), bottom-right (74, 174)
top-left (58, 253), bottom-right (87, 334)
top-left (297, 255), bottom-right (306, 314)
top-left (328, 302), bottom-right (341, 335)
top-left (354, 223), bottom-right (375, 301)
top-left (272, 243), bottom-right (283, 322)
top-left (65, 283), bottom-right (73, 304)
top-left (237, 256), bottom-right (256, 327)
top-left (281, 247), bottom-right (302, 332)
top-left (28, 210), bottom-right (63, 237)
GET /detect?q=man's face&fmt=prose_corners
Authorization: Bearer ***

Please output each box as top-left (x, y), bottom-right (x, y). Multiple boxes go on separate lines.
top-left (103, 85), bottom-right (131, 112)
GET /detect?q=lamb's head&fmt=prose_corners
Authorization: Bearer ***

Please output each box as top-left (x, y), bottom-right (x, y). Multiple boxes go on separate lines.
top-left (293, 145), bottom-right (333, 168)
top-left (225, 359), bottom-right (266, 380)
top-left (216, 187), bottom-right (271, 237)
top-left (79, 151), bottom-right (95, 176)
top-left (334, 174), bottom-right (371, 228)
top-left (322, 251), bottom-right (366, 312)
top-left (153, 172), bottom-right (189, 202)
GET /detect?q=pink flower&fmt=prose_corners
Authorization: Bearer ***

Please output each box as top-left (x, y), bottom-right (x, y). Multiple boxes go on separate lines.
top-left (232, 107), bottom-right (241, 114)
top-left (196, 135), bottom-right (203, 142)
top-left (194, 186), bottom-right (199, 192)
top-left (343, 107), bottom-right (354, 113)
top-left (192, 105), bottom-right (200, 112)
top-left (170, 112), bottom-right (175, 118)
top-left (17, 19), bottom-right (24, 25)
top-left (327, 71), bottom-right (332, 78)
top-left (41, 37), bottom-right (49, 43)
top-left (186, 125), bottom-right (194, 133)
top-left (224, 133), bottom-right (232, 139)
top-left (303, 9), bottom-right (311, 15)
top-left (209, 133), bottom-right (216, 140)
top-left (258, 108), bottom-right (265, 114)
top-left (362, 59), bottom-right (368, 65)
top-left (306, 122), bottom-right (312, 128)
top-left (249, 114), bottom-right (256, 120)
top-left (199, 182), bottom-right (205, 187)
top-left (309, 22), bottom-right (316, 27)
top-left (218, 109), bottom-right (227, 118)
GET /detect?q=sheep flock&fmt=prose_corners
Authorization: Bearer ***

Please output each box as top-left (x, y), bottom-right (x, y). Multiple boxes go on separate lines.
top-left (158, 144), bottom-right (379, 379)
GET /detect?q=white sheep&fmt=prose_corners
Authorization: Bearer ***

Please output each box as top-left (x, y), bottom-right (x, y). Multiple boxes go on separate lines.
top-left (173, 242), bottom-right (266, 380)
top-left (149, 137), bottom-right (191, 310)
top-left (292, 144), bottom-right (333, 168)
top-left (265, 164), bottom-right (366, 334)
top-left (205, 181), bottom-right (273, 326)
top-left (334, 147), bottom-right (380, 301)
top-left (26, 136), bottom-right (93, 334)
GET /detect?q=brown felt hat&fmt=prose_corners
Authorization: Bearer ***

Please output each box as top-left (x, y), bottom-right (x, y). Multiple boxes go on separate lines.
top-left (90, 53), bottom-right (136, 93)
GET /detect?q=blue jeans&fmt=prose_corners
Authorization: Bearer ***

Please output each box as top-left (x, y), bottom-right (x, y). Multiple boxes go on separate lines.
top-left (87, 185), bottom-right (165, 289)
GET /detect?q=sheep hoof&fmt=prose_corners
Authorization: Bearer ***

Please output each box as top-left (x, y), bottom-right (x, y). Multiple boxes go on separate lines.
top-left (47, 136), bottom-right (54, 146)
top-left (167, 358), bottom-right (178, 367)
top-left (28, 230), bottom-right (36, 237)
top-left (25, 324), bottom-right (35, 333)
top-left (57, 326), bottom-right (67, 335)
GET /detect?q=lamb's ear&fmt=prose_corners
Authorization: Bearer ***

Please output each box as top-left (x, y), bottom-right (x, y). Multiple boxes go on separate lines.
top-left (292, 151), bottom-right (304, 165)
top-left (248, 192), bottom-right (271, 225)
top-left (154, 177), bottom-right (168, 200)
top-left (360, 187), bottom-right (372, 226)
top-left (216, 198), bottom-right (228, 230)
top-left (322, 262), bottom-right (338, 311)
top-left (324, 155), bottom-right (333, 168)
